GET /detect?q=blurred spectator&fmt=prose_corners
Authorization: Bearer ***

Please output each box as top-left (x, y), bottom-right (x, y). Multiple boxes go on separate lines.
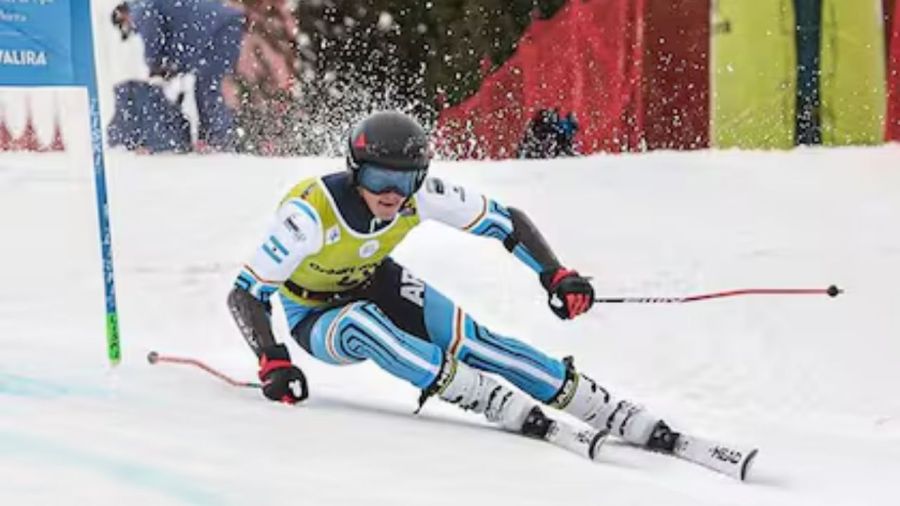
top-left (556, 112), bottom-right (579, 156)
top-left (517, 108), bottom-right (578, 158)
top-left (112, 0), bottom-right (245, 151)
top-left (107, 80), bottom-right (193, 154)
top-left (226, 1), bottom-right (304, 155)
top-left (517, 108), bottom-right (556, 158)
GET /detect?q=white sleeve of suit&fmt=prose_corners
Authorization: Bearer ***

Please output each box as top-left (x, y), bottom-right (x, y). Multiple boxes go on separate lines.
top-left (415, 177), bottom-right (507, 232)
top-left (414, 177), bottom-right (545, 274)
top-left (235, 198), bottom-right (324, 302)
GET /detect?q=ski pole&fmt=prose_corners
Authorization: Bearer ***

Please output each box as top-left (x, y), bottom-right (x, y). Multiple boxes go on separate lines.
top-left (146, 351), bottom-right (262, 389)
top-left (594, 284), bottom-right (842, 304)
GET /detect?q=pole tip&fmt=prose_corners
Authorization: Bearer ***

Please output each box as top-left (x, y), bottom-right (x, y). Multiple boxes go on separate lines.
top-left (147, 351), bottom-right (159, 364)
top-left (826, 285), bottom-right (842, 298)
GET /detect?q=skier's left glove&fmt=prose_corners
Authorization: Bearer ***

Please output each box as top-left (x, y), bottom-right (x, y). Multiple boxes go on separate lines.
top-left (258, 344), bottom-right (308, 404)
top-left (540, 267), bottom-right (595, 320)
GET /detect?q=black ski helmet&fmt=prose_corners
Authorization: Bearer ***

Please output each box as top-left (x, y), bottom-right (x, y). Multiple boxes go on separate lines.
top-left (347, 111), bottom-right (430, 190)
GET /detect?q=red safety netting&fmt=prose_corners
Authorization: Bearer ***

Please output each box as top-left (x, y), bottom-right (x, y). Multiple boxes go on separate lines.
top-left (435, 0), bottom-right (643, 159)
top-left (888, 0), bottom-right (900, 141)
top-left (435, 0), bottom-right (709, 159)
top-left (641, 0), bottom-right (710, 150)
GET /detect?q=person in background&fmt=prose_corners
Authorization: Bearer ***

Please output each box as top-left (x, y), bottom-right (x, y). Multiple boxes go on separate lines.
top-left (518, 108), bottom-right (578, 159)
top-left (112, 0), bottom-right (245, 151)
top-left (517, 109), bottom-right (554, 158)
top-left (556, 112), bottom-right (579, 156)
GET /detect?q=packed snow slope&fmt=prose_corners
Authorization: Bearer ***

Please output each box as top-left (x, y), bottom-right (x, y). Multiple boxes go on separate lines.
top-left (2, 146), bottom-right (899, 506)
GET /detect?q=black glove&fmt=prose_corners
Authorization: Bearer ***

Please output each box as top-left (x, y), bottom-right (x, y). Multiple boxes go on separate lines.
top-left (258, 344), bottom-right (308, 404)
top-left (540, 267), bottom-right (595, 320)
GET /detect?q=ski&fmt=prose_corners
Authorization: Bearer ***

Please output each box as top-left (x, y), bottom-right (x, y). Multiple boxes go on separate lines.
top-left (547, 419), bottom-right (609, 460)
top-left (541, 419), bottom-right (758, 481)
top-left (520, 406), bottom-right (609, 460)
top-left (671, 433), bottom-right (758, 481)
top-left (523, 407), bottom-right (609, 460)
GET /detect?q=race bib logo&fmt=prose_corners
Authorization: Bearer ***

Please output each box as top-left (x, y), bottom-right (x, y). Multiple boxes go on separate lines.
top-left (325, 225), bottom-right (341, 245)
top-left (359, 239), bottom-right (380, 259)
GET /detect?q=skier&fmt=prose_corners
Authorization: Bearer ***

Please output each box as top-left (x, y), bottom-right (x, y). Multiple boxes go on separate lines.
top-left (227, 111), bottom-right (680, 454)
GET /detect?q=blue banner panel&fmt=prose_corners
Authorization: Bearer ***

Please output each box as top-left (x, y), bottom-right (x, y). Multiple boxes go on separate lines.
top-left (0, 0), bottom-right (73, 85)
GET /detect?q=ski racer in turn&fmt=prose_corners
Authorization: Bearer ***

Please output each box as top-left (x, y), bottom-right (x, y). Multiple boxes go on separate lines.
top-left (227, 111), bottom-right (680, 454)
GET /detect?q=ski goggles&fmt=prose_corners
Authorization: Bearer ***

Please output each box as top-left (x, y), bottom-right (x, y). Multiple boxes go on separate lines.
top-left (357, 163), bottom-right (425, 197)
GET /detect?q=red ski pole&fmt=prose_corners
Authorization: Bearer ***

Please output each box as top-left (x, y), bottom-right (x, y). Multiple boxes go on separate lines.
top-left (147, 351), bottom-right (261, 389)
top-left (594, 285), bottom-right (842, 304)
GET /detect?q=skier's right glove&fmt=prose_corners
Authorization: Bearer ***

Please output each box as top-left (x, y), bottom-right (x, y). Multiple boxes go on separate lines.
top-left (258, 344), bottom-right (308, 404)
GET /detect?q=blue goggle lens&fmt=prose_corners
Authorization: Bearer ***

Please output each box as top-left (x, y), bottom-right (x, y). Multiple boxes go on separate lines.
top-left (357, 164), bottom-right (424, 197)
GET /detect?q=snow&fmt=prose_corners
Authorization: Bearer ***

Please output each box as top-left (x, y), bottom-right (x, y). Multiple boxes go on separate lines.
top-left (2, 143), bottom-right (900, 505)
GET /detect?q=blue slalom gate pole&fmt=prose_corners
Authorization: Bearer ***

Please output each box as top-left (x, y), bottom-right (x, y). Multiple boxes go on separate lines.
top-left (74, 2), bottom-right (121, 365)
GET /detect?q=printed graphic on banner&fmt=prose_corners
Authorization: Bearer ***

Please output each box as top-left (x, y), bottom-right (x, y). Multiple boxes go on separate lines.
top-left (0, 0), bottom-right (73, 85)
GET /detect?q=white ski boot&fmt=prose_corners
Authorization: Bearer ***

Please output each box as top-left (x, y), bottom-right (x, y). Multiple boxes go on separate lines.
top-left (419, 356), bottom-right (608, 460)
top-left (551, 357), bottom-right (665, 447)
top-left (550, 358), bottom-right (758, 479)
top-left (420, 356), bottom-right (533, 432)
